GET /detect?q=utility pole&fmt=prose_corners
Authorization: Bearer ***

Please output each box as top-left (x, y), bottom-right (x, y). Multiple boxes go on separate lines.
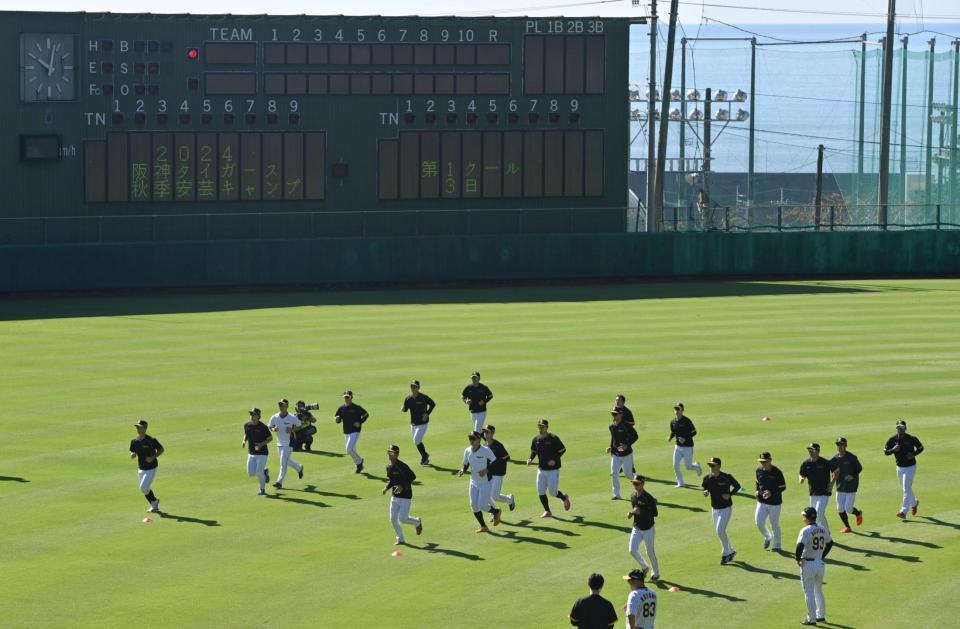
top-left (653, 0), bottom-right (679, 232)
top-left (815, 144), bottom-right (825, 230)
top-left (924, 38), bottom-right (936, 217)
top-left (900, 36), bottom-right (908, 206)
top-left (857, 33), bottom-right (867, 205)
top-left (748, 36), bottom-right (757, 216)
top-left (680, 38), bottom-right (687, 171)
top-left (703, 88), bottom-right (712, 226)
top-left (646, 0), bottom-right (658, 231)
top-left (877, 1), bottom-right (896, 230)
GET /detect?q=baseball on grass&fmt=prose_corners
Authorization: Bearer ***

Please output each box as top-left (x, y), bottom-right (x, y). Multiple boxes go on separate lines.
top-left (391, 551), bottom-right (403, 557)
top-left (668, 586), bottom-right (681, 593)
top-left (762, 416), bottom-right (771, 422)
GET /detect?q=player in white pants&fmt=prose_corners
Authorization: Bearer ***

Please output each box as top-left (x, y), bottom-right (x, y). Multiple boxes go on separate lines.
top-left (796, 507), bottom-right (833, 625)
top-left (624, 568), bottom-right (658, 629)
top-left (668, 403), bottom-right (702, 487)
top-left (754, 451), bottom-right (787, 550)
top-left (269, 400), bottom-right (303, 489)
top-left (129, 419), bottom-right (163, 513)
top-left (336, 390), bottom-right (369, 473)
top-left (383, 445), bottom-right (422, 545)
top-left (702, 456), bottom-right (740, 564)
top-left (242, 408), bottom-right (272, 495)
top-left (483, 425), bottom-right (516, 512)
top-left (627, 475), bottom-right (660, 579)
top-left (608, 408), bottom-right (638, 500)
top-left (884, 420), bottom-right (924, 519)
top-left (459, 432), bottom-right (502, 532)
top-left (462, 372), bottom-right (493, 435)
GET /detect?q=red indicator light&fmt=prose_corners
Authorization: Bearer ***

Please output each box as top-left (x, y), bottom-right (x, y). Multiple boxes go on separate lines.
top-left (187, 48), bottom-right (199, 60)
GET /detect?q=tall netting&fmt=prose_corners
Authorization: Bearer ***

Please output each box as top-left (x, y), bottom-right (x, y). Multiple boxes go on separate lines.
top-left (629, 28), bottom-right (960, 231)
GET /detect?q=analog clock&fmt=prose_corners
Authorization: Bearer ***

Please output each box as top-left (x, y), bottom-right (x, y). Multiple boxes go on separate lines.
top-left (20, 34), bottom-right (77, 102)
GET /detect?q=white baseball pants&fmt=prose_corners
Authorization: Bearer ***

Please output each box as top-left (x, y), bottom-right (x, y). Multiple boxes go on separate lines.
top-left (835, 491), bottom-right (857, 513)
top-left (344, 432), bottom-right (362, 465)
top-left (247, 454), bottom-right (267, 490)
top-left (712, 506), bottom-right (734, 556)
top-left (629, 525), bottom-right (659, 575)
top-left (673, 446), bottom-right (699, 485)
top-left (755, 502), bottom-right (782, 547)
top-left (138, 468), bottom-right (156, 494)
top-left (800, 559), bottom-right (826, 621)
top-left (276, 444), bottom-right (303, 483)
top-left (489, 474), bottom-right (514, 506)
top-left (470, 412), bottom-right (486, 435)
top-left (896, 465), bottom-right (918, 513)
top-left (469, 478), bottom-right (494, 512)
top-left (809, 495), bottom-right (831, 535)
top-left (536, 468), bottom-right (560, 496)
top-left (611, 453), bottom-right (635, 498)
top-left (411, 424), bottom-right (428, 445)
top-left (390, 496), bottom-right (421, 542)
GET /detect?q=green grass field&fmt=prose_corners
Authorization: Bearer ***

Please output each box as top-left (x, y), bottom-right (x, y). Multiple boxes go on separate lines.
top-left (1, 279), bottom-right (958, 628)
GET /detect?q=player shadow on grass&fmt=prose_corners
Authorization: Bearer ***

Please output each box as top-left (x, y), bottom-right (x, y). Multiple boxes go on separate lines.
top-left (0, 475), bottom-right (29, 483)
top-left (506, 518), bottom-right (580, 537)
top-left (854, 530), bottom-right (943, 548)
top-left (653, 579), bottom-right (746, 602)
top-left (295, 484), bottom-right (362, 500)
top-left (488, 530), bottom-right (570, 549)
top-left (728, 560), bottom-right (800, 581)
top-left (266, 493), bottom-right (331, 508)
top-left (554, 514), bottom-right (632, 534)
top-left (301, 450), bottom-right (346, 458)
top-left (656, 500), bottom-right (707, 513)
top-left (830, 541), bottom-right (920, 563)
top-left (824, 556), bottom-right (869, 572)
top-left (359, 471), bottom-right (389, 482)
top-left (405, 542), bottom-right (484, 561)
top-left (905, 516), bottom-right (960, 532)
top-left (425, 463), bottom-right (460, 475)
top-left (158, 512), bottom-right (221, 527)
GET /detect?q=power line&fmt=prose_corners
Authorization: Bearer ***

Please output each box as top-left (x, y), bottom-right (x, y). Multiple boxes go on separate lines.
top-left (678, 0), bottom-right (960, 20)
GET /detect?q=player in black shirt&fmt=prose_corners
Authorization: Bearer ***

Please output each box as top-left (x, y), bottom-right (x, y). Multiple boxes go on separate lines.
top-left (755, 451), bottom-right (787, 551)
top-left (483, 424), bottom-right (516, 512)
top-left (401, 380), bottom-right (436, 465)
top-left (382, 444), bottom-right (423, 545)
top-left (608, 409), bottom-right (639, 500)
top-left (528, 418), bottom-right (571, 518)
top-left (830, 437), bottom-right (863, 533)
top-left (129, 419), bottom-right (164, 513)
top-left (242, 408), bottom-right (272, 496)
top-left (799, 443), bottom-right (834, 536)
top-left (569, 573), bottom-right (618, 628)
top-left (462, 371), bottom-right (494, 435)
top-left (335, 390), bottom-right (369, 473)
top-left (701, 457), bottom-right (741, 564)
top-left (668, 402), bottom-right (702, 487)
top-left (884, 420), bottom-right (924, 519)
top-left (614, 394), bottom-right (635, 426)
top-left (627, 475), bottom-right (660, 579)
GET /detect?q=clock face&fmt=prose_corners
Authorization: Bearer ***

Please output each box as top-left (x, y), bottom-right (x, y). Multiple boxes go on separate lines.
top-left (20, 34), bottom-right (77, 102)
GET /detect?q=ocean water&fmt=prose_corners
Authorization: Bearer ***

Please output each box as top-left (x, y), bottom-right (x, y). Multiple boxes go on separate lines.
top-left (628, 22), bottom-right (960, 179)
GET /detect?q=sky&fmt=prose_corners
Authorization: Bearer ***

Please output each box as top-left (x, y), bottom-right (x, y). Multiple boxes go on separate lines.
top-left (2, 0), bottom-right (959, 26)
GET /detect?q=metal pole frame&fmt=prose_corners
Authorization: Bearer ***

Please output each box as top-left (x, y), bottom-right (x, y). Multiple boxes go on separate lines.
top-left (646, 0), bottom-right (658, 230)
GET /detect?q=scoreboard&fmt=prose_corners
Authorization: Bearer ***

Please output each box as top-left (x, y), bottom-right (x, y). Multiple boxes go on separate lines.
top-left (2, 12), bottom-right (629, 230)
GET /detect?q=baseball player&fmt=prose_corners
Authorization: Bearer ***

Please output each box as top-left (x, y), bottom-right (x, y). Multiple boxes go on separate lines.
top-left (458, 432), bottom-right (502, 532)
top-left (335, 390), bottom-right (368, 473)
top-left (528, 418), bottom-right (572, 518)
top-left (268, 399), bottom-right (304, 489)
top-left (755, 451), bottom-right (787, 550)
top-left (798, 443), bottom-right (833, 536)
top-left (241, 408), bottom-right (272, 496)
top-left (401, 380), bottom-right (436, 465)
top-left (568, 573), bottom-right (618, 628)
top-left (830, 437), bottom-right (863, 533)
top-left (883, 420), bottom-right (924, 519)
top-left (701, 456), bottom-right (740, 564)
top-left (609, 408), bottom-right (639, 500)
top-left (623, 568), bottom-right (657, 629)
top-left (483, 424), bottom-right (516, 512)
top-left (462, 371), bottom-right (493, 435)
top-left (129, 419), bottom-right (164, 513)
top-left (796, 506), bottom-right (833, 625)
top-left (614, 394), bottom-right (635, 426)
top-left (668, 403), bottom-right (702, 487)
top-left (627, 475), bottom-right (660, 580)
top-left (382, 444), bottom-right (423, 545)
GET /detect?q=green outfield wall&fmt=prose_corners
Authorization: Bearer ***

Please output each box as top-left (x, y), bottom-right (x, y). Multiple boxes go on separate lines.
top-left (2, 230), bottom-right (959, 292)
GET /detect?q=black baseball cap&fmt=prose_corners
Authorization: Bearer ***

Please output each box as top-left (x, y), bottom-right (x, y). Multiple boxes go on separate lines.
top-left (757, 451), bottom-right (772, 462)
top-left (482, 424), bottom-right (496, 433)
top-left (537, 418), bottom-right (549, 427)
top-left (630, 474), bottom-right (646, 484)
top-left (410, 380), bottom-right (420, 387)
top-left (133, 419), bottom-right (149, 429)
top-left (387, 444), bottom-right (400, 455)
top-left (248, 407), bottom-right (261, 416)
top-left (277, 398), bottom-right (289, 406)
top-left (343, 390), bottom-right (353, 397)
top-left (673, 402), bottom-right (684, 410)
top-left (468, 431), bottom-right (482, 441)
top-left (623, 568), bottom-right (646, 582)
top-left (707, 456), bottom-right (721, 467)
top-left (471, 371), bottom-right (481, 378)
top-left (896, 420), bottom-right (907, 430)
top-left (802, 506), bottom-right (818, 520)
top-left (835, 436), bottom-right (847, 445)
top-left (807, 443), bottom-right (821, 452)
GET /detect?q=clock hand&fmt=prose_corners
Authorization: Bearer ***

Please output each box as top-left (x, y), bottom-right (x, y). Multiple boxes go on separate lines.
top-left (28, 52), bottom-right (51, 71)
top-left (47, 43), bottom-right (59, 77)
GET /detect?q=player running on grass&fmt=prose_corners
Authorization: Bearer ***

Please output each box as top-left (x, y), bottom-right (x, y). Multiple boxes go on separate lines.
top-left (528, 418), bottom-right (571, 518)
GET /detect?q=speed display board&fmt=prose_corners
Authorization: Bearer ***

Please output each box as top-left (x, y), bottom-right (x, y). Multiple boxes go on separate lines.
top-left (2, 12), bottom-right (628, 227)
